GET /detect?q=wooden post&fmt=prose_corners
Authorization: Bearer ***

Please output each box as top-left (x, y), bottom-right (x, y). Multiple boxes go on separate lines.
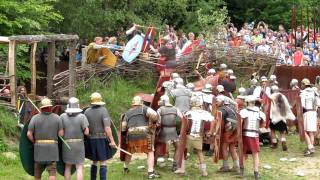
top-left (301, 7), bottom-right (303, 48)
top-left (8, 40), bottom-right (16, 107)
top-left (307, 7), bottom-right (309, 43)
top-left (81, 46), bottom-right (88, 67)
top-left (69, 41), bottom-right (76, 97)
top-left (30, 42), bottom-right (37, 95)
top-left (47, 41), bottom-right (56, 98)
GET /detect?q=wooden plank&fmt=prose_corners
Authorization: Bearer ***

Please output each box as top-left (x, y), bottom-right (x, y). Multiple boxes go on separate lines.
top-left (47, 41), bottom-right (56, 98)
top-left (8, 40), bottom-right (16, 107)
top-left (69, 41), bottom-right (76, 97)
top-left (30, 43), bottom-right (37, 95)
top-left (8, 34), bottom-right (79, 43)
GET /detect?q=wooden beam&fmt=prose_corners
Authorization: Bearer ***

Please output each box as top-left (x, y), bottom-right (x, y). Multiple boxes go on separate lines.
top-left (30, 43), bottom-right (37, 95)
top-left (8, 40), bottom-right (16, 107)
top-left (47, 41), bottom-right (56, 98)
top-left (69, 41), bottom-right (77, 97)
top-left (8, 34), bottom-right (79, 43)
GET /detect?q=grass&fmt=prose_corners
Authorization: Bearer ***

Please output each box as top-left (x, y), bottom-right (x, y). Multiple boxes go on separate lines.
top-left (0, 134), bottom-right (318, 179)
top-left (76, 73), bottom-right (156, 127)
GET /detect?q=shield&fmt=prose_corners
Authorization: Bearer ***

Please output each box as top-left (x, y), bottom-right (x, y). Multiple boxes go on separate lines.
top-left (19, 121), bottom-right (35, 176)
top-left (237, 112), bottom-right (244, 171)
top-left (119, 114), bottom-right (127, 161)
top-left (150, 75), bottom-right (171, 110)
top-left (100, 48), bottom-right (117, 67)
top-left (213, 111), bottom-right (223, 163)
top-left (176, 116), bottom-right (188, 167)
top-left (261, 93), bottom-right (271, 128)
top-left (142, 27), bottom-right (156, 53)
top-left (122, 35), bottom-right (144, 63)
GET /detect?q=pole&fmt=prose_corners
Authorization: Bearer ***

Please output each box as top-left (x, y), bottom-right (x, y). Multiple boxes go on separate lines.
top-left (301, 7), bottom-right (303, 48)
top-left (307, 7), bottom-right (309, 43)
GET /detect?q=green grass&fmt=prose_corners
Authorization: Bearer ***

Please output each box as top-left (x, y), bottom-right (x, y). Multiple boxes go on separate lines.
top-left (0, 134), bottom-right (318, 179)
top-left (76, 74), bottom-right (156, 127)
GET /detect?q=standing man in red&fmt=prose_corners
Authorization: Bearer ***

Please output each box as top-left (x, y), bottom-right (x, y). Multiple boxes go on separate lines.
top-left (239, 96), bottom-right (266, 179)
top-left (293, 47), bottom-right (304, 66)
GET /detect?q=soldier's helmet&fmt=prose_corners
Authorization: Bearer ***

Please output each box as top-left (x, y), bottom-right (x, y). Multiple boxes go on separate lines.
top-left (290, 79), bottom-right (298, 87)
top-left (40, 97), bottom-right (53, 109)
top-left (132, 96), bottom-right (143, 106)
top-left (190, 95), bottom-right (203, 107)
top-left (90, 92), bottom-right (105, 105)
top-left (160, 95), bottom-right (171, 106)
top-left (202, 84), bottom-right (213, 93)
top-left (301, 78), bottom-right (311, 86)
top-left (65, 97), bottom-right (82, 113)
top-left (216, 85), bottom-right (224, 93)
top-left (171, 73), bottom-right (180, 80)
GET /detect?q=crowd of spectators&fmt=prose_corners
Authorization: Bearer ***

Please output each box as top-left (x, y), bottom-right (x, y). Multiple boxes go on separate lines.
top-left (226, 21), bottom-right (320, 66)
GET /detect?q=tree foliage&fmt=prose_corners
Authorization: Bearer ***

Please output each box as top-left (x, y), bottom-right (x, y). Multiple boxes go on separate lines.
top-left (53, 0), bottom-right (228, 39)
top-left (0, 0), bottom-right (63, 35)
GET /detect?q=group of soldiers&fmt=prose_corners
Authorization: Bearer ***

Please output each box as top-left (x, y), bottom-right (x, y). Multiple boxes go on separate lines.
top-left (25, 63), bottom-right (320, 180)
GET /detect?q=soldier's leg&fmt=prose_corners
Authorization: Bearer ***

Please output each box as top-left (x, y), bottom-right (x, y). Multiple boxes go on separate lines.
top-left (147, 151), bottom-right (160, 178)
top-left (196, 150), bottom-right (207, 176)
top-left (172, 141), bottom-right (179, 171)
top-left (99, 161), bottom-right (107, 180)
top-left (34, 162), bottom-right (45, 180)
top-left (91, 161), bottom-right (98, 180)
top-left (280, 132), bottom-right (288, 151)
top-left (229, 144), bottom-right (240, 172)
top-left (123, 154), bottom-right (131, 173)
top-left (47, 162), bottom-right (57, 180)
top-left (270, 130), bottom-right (278, 148)
top-left (64, 163), bottom-right (72, 180)
top-left (76, 163), bottom-right (84, 180)
top-left (219, 142), bottom-right (230, 171)
top-left (252, 152), bottom-right (260, 179)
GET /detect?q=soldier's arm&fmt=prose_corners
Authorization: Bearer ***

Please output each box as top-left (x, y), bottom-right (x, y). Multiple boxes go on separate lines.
top-left (27, 130), bottom-right (34, 144)
top-left (102, 108), bottom-right (116, 147)
top-left (27, 118), bottom-right (35, 143)
top-left (58, 116), bottom-right (64, 137)
top-left (82, 115), bottom-right (90, 136)
top-left (146, 107), bottom-right (159, 123)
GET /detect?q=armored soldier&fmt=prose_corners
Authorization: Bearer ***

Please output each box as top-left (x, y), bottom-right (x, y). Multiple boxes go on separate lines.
top-left (157, 95), bottom-right (183, 171)
top-left (169, 78), bottom-right (192, 113)
top-left (175, 95), bottom-right (214, 176)
top-left (300, 79), bottom-right (319, 156)
top-left (269, 86), bottom-right (295, 151)
top-left (121, 96), bottom-right (160, 179)
top-left (239, 95), bottom-right (266, 179)
top-left (27, 98), bottom-right (63, 180)
top-left (84, 92), bottom-right (117, 180)
top-left (236, 87), bottom-right (246, 111)
top-left (60, 97), bottom-right (89, 180)
top-left (216, 95), bottom-right (240, 173)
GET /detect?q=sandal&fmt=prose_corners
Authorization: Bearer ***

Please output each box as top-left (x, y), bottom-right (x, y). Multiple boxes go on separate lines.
top-left (304, 149), bottom-right (314, 157)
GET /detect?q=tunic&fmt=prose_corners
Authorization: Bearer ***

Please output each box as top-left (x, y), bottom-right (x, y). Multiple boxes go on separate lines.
top-left (60, 113), bottom-right (89, 164)
top-left (28, 113), bottom-right (63, 162)
top-left (170, 87), bottom-right (192, 112)
top-left (84, 106), bottom-right (112, 161)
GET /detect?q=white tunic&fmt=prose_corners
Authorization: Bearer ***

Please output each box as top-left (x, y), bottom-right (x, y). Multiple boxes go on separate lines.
top-left (300, 87), bottom-right (319, 132)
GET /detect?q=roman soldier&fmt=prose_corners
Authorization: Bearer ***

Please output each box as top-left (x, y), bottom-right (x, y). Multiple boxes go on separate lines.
top-left (175, 95), bottom-right (214, 176)
top-left (269, 75), bottom-right (277, 86)
top-left (121, 96), bottom-right (160, 178)
top-left (27, 98), bottom-right (63, 180)
top-left (169, 77), bottom-right (192, 113)
top-left (315, 76), bottom-right (320, 145)
top-left (157, 95), bottom-right (183, 171)
top-left (239, 95), bottom-right (266, 179)
top-left (60, 97), bottom-right (89, 180)
top-left (300, 79), bottom-right (319, 156)
top-left (245, 79), bottom-right (258, 95)
top-left (269, 86), bottom-right (295, 151)
top-left (17, 86), bottom-right (35, 126)
top-left (84, 92), bottom-right (117, 180)
top-left (216, 85), bottom-right (237, 106)
top-left (216, 95), bottom-right (240, 173)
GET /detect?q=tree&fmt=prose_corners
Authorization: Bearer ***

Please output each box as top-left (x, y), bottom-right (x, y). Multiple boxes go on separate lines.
top-left (0, 0), bottom-right (63, 35)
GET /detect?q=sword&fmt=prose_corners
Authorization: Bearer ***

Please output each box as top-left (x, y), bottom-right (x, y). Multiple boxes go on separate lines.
top-left (116, 146), bottom-right (132, 156)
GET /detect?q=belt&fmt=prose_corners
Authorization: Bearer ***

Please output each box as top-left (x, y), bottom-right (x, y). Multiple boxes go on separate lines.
top-left (305, 109), bottom-right (316, 112)
top-left (65, 139), bottom-right (83, 143)
top-left (35, 140), bottom-right (58, 144)
top-left (128, 126), bottom-right (148, 132)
